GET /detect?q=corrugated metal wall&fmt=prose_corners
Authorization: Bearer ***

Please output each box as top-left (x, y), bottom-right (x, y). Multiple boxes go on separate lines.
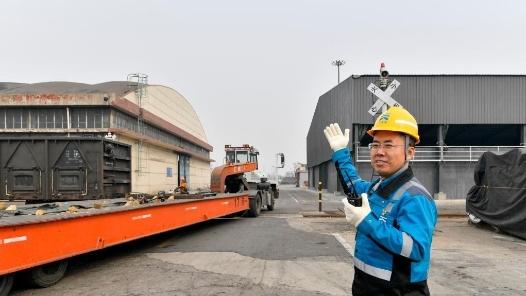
top-left (308, 75), bottom-right (526, 166)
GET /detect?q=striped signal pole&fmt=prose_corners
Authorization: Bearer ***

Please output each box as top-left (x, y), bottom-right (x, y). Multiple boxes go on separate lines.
top-left (318, 181), bottom-right (323, 212)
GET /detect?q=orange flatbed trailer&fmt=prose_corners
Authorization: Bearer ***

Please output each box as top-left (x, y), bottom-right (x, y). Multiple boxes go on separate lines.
top-left (0, 193), bottom-right (249, 294)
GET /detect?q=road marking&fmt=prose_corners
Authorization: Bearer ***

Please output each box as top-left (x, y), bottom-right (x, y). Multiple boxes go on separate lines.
top-left (333, 233), bottom-right (354, 256)
top-left (291, 196), bottom-right (299, 203)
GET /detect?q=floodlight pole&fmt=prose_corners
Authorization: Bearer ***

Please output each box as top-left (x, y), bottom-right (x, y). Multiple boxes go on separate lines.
top-left (332, 60), bottom-right (346, 84)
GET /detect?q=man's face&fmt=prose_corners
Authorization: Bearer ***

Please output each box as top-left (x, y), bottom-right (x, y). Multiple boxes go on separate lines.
top-left (370, 130), bottom-right (415, 177)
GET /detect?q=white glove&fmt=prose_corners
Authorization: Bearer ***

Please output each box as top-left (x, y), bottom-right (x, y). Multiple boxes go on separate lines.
top-left (342, 193), bottom-right (371, 227)
top-left (323, 123), bottom-right (350, 152)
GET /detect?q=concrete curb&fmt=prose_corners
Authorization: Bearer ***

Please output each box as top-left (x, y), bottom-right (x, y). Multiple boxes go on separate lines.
top-left (301, 211), bottom-right (345, 218)
top-left (301, 200), bottom-right (468, 218)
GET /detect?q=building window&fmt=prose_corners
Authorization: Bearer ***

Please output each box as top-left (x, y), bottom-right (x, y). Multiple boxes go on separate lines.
top-left (25, 108), bottom-right (67, 129)
top-left (112, 110), bottom-right (210, 159)
top-left (69, 108), bottom-right (108, 129)
top-left (0, 109), bottom-right (4, 129)
top-left (0, 107), bottom-right (107, 130)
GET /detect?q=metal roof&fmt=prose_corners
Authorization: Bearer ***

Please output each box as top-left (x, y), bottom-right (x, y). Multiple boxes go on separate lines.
top-left (0, 81), bottom-right (134, 96)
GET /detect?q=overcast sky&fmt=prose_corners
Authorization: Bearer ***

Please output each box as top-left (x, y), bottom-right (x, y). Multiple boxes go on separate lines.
top-left (2, 0), bottom-right (525, 175)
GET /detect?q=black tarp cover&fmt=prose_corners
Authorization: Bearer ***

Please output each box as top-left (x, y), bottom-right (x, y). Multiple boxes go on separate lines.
top-left (466, 148), bottom-right (526, 239)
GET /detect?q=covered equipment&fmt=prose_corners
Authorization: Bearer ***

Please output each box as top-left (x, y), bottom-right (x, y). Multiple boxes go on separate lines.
top-left (466, 148), bottom-right (526, 239)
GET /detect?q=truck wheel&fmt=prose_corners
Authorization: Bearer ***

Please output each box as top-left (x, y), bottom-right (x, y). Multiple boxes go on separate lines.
top-left (267, 191), bottom-right (275, 211)
top-left (0, 274), bottom-right (14, 296)
top-left (248, 195), bottom-right (261, 217)
top-left (25, 259), bottom-right (68, 288)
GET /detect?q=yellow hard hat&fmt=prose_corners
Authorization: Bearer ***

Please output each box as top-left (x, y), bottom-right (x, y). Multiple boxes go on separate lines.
top-left (367, 106), bottom-right (420, 144)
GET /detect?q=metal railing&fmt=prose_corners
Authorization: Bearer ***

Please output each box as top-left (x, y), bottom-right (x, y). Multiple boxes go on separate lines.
top-left (355, 146), bottom-right (526, 162)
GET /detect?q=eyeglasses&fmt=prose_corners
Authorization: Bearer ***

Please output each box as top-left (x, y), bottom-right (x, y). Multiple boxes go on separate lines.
top-left (368, 143), bottom-right (405, 150)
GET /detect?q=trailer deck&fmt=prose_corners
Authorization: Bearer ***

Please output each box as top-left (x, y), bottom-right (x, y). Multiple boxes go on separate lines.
top-left (0, 193), bottom-right (249, 276)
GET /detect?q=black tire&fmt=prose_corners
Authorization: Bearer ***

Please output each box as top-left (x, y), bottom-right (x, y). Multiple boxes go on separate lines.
top-left (25, 260), bottom-right (68, 288)
top-left (267, 191), bottom-right (275, 211)
top-left (0, 274), bottom-right (14, 296)
top-left (248, 194), bottom-right (261, 217)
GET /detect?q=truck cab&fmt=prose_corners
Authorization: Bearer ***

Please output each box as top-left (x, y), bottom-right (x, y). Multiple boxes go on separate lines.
top-left (210, 144), bottom-right (281, 217)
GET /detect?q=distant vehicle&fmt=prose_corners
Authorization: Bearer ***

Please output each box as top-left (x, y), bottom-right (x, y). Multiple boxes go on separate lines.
top-left (210, 144), bottom-right (283, 216)
top-left (280, 177), bottom-right (297, 185)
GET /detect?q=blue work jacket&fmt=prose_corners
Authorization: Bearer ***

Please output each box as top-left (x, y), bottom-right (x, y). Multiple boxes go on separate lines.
top-left (332, 148), bottom-right (438, 293)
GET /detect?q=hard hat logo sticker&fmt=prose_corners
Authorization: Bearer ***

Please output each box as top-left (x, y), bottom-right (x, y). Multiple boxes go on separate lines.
top-left (378, 112), bottom-right (391, 124)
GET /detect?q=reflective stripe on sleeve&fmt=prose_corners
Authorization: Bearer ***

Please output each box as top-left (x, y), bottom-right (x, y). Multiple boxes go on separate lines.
top-left (400, 232), bottom-right (414, 257)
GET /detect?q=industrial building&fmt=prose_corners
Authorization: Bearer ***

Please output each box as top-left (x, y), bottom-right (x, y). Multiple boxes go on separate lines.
top-left (0, 75), bottom-right (213, 195)
top-left (307, 75), bottom-right (526, 199)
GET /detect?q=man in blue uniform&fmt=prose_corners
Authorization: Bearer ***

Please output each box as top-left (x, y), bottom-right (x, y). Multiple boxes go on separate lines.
top-left (323, 106), bottom-right (438, 295)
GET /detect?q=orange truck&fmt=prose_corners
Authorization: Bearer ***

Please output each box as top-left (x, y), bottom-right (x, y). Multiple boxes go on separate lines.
top-left (210, 144), bottom-right (284, 217)
top-left (0, 138), bottom-right (252, 295)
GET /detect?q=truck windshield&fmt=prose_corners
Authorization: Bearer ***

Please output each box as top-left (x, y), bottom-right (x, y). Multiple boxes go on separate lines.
top-left (236, 151), bottom-right (248, 163)
top-left (226, 151), bottom-right (236, 163)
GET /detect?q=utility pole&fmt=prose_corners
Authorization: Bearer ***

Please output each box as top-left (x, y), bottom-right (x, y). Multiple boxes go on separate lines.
top-left (332, 60), bottom-right (346, 84)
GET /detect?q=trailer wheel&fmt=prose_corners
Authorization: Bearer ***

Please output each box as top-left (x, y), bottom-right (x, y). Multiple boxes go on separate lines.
top-left (0, 274), bottom-right (14, 296)
top-left (25, 259), bottom-right (68, 288)
top-left (248, 194), bottom-right (261, 217)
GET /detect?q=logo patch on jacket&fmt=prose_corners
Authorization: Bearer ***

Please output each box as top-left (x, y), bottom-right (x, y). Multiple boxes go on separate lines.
top-left (379, 209), bottom-right (388, 222)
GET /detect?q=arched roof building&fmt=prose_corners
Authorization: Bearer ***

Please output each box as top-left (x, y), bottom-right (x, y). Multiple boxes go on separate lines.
top-left (0, 80), bottom-right (213, 194)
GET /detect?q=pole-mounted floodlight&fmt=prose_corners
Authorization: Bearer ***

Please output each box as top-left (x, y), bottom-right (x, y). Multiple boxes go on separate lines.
top-left (332, 60), bottom-right (346, 84)
top-left (274, 153), bottom-right (285, 182)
